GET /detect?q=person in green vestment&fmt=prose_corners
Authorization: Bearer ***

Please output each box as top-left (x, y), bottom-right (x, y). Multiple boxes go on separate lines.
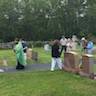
top-left (14, 38), bottom-right (26, 70)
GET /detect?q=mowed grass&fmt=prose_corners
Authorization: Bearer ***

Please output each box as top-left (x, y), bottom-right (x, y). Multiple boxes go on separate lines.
top-left (0, 71), bottom-right (96, 96)
top-left (0, 48), bottom-right (96, 96)
top-left (0, 48), bottom-right (51, 66)
top-left (33, 47), bottom-right (51, 64)
top-left (0, 49), bottom-right (16, 66)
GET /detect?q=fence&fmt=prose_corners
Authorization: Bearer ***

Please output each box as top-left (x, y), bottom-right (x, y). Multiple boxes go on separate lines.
top-left (0, 42), bottom-right (13, 49)
top-left (0, 41), bottom-right (48, 49)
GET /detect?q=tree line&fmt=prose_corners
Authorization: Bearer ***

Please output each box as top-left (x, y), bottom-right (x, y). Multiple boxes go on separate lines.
top-left (0, 0), bottom-right (96, 42)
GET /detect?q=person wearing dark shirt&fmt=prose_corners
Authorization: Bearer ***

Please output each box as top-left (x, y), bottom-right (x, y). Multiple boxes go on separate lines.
top-left (51, 40), bottom-right (62, 71)
top-left (21, 40), bottom-right (28, 65)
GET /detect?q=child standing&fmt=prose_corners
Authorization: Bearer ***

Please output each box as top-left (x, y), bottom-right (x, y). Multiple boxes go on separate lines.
top-left (51, 40), bottom-right (62, 71)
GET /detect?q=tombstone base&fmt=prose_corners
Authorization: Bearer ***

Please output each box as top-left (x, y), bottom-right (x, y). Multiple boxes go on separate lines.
top-left (79, 71), bottom-right (95, 79)
top-left (63, 52), bottom-right (79, 74)
top-left (80, 54), bottom-right (95, 79)
top-left (63, 66), bottom-right (80, 74)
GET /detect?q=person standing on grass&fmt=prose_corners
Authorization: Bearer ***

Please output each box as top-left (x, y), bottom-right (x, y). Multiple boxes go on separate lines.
top-left (51, 40), bottom-right (62, 71)
top-left (81, 37), bottom-right (87, 53)
top-left (66, 38), bottom-right (73, 52)
top-left (60, 35), bottom-right (67, 54)
top-left (14, 38), bottom-right (26, 70)
top-left (21, 39), bottom-right (28, 65)
top-left (86, 40), bottom-right (93, 54)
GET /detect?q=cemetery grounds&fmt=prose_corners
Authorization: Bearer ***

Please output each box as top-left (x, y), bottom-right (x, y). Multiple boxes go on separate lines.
top-left (0, 47), bottom-right (96, 96)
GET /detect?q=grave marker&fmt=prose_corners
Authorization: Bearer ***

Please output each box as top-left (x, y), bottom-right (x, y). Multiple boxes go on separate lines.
top-left (63, 52), bottom-right (79, 73)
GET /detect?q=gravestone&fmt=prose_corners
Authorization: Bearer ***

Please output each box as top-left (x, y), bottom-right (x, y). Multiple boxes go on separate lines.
top-left (44, 44), bottom-right (50, 51)
top-left (63, 52), bottom-right (79, 73)
top-left (32, 51), bottom-right (38, 61)
top-left (92, 47), bottom-right (96, 55)
top-left (79, 54), bottom-right (96, 79)
top-left (27, 48), bottom-right (32, 59)
top-left (0, 59), bottom-right (7, 72)
top-left (0, 59), bottom-right (2, 65)
top-left (27, 48), bottom-right (38, 61)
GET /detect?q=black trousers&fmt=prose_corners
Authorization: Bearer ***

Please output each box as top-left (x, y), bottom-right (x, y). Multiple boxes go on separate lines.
top-left (16, 61), bottom-right (25, 70)
top-left (61, 45), bottom-right (67, 53)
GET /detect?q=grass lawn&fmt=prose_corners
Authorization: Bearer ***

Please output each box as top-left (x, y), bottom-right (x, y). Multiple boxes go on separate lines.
top-left (0, 47), bottom-right (96, 96)
top-left (0, 71), bottom-right (96, 96)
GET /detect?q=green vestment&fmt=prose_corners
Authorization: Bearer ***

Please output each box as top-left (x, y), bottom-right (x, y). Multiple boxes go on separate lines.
top-left (14, 41), bottom-right (26, 66)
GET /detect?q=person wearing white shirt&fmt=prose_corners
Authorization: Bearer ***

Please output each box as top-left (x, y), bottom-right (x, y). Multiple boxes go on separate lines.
top-left (60, 36), bottom-right (67, 54)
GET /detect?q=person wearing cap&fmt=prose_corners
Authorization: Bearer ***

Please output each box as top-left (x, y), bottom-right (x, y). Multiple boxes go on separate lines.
top-left (21, 39), bottom-right (28, 65)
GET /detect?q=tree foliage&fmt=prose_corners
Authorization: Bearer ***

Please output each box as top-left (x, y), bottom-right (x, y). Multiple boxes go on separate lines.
top-left (0, 0), bottom-right (96, 42)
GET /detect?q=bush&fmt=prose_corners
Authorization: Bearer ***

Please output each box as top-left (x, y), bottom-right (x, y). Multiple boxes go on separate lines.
top-left (27, 41), bottom-right (44, 48)
top-left (33, 41), bottom-right (44, 47)
top-left (27, 41), bottom-right (33, 48)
